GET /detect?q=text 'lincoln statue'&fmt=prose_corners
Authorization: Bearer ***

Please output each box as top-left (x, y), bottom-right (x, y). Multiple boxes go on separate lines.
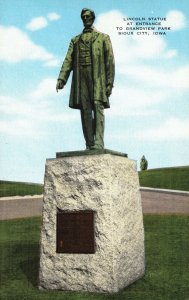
top-left (56, 8), bottom-right (115, 150)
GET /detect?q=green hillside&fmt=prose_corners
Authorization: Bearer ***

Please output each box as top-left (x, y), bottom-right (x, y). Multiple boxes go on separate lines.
top-left (1, 166), bottom-right (188, 197)
top-left (139, 166), bottom-right (189, 191)
top-left (0, 181), bottom-right (43, 197)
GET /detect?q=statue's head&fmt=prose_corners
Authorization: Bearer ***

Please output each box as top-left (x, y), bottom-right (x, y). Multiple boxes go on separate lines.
top-left (81, 8), bottom-right (95, 28)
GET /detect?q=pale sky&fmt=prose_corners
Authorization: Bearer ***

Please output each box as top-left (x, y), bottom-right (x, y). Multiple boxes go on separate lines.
top-left (0, 0), bottom-right (189, 183)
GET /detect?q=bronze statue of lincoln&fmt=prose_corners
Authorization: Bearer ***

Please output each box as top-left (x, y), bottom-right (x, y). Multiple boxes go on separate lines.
top-left (56, 8), bottom-right (115, 150)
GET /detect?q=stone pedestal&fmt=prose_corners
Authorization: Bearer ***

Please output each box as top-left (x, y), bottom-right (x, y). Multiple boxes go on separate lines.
top-left (39, 150), bottom-right (145, 293)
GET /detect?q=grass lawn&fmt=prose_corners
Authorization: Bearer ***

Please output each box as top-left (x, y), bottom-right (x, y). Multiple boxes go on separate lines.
top-left (139, 166), bottom-right (189, 191)
top-left (0, 181), bottom-right (43, 197)
top-left (0, 215), bottom-right (189, 300)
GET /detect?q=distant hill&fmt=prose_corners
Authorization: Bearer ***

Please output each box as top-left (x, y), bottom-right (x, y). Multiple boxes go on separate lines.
top-left (0, 180), bottom-right (43, 197)
top-left (1, 166), bottom-right (188, 197)
top-left (139, 166), bottom-right (189, 191)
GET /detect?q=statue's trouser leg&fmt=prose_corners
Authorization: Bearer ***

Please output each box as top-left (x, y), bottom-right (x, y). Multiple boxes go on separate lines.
top-left (94, 102), bottom-right (104, 149)
top-left (80, 65), bottom-right (94, 148)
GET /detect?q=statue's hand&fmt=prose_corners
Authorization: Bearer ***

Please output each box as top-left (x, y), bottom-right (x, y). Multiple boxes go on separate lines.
top-left (106, 85), bottom-right (112, 97)
top-left (56, 79), bottom-right (65, 92)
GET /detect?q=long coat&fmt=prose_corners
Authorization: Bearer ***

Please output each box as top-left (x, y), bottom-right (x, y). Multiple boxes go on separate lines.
top-left (58, 28), bottom-right (115, 109)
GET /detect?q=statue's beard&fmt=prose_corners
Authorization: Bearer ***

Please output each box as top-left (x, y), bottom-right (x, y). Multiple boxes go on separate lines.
top-left (83, 21), bottom-right (94, 29)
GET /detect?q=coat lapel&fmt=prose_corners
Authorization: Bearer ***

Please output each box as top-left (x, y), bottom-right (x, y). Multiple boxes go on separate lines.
top-left (91, 27), bottom-right (100, 43)
top-left (91, 31), bottom-right (99, 43)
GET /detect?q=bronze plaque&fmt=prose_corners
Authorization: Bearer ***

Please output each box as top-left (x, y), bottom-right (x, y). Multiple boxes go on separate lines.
top-left (56, 210), bottom-right (95, 253)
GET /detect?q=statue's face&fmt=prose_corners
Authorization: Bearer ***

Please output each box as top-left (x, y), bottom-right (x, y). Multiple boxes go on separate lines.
top-left (81, 11), bottom-right (94, 28)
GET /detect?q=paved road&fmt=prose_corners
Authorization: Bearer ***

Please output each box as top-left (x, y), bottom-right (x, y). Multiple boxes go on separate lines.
top-left (0, 195), bottom-right (43, 220)
top-left (1, 188), bottom-right (189, 220)
top-left (140, 187), bottom-right (189, 214)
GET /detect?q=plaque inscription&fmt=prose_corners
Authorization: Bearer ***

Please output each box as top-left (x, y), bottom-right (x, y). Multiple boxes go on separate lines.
top-left (56, 210), bottom-right (95, 253)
